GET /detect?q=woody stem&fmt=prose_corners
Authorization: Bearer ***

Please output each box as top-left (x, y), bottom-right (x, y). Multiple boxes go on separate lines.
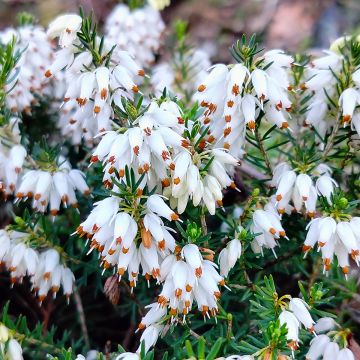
top-left (254, 126), bottom-right (273, 176)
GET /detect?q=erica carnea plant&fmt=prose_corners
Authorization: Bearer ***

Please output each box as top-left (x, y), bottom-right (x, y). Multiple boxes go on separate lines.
top-left (0, 1), bottom-right (359, 360)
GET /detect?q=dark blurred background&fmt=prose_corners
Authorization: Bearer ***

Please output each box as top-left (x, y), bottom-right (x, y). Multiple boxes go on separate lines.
top-left (1, 0), bottom-right (360, 61)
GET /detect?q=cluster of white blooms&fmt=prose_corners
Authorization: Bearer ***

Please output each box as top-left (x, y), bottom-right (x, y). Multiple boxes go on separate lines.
top-left (306, 317), bottom-right (355, 359)
top-left (163, 146), bottom-right (238, 215)
top-left (151, 49), bottom-right (211, 98)
top-left (105, 4), bottom-right (165, 68)
top-left (45, 14), bottom-right (145, 145)
top-left (15, 156), bottom-right (89, 214)
top-left (90, 99), bottom-right (187, 190)
top-left (77, 194), bottom-right (179, 287)
top-left (0, 117), bottom-right (27, 196)
top-left (218, 238), bottom-right (242, 277)
top-left (0, 23), bottom-right (54, 113)
top-left (194, 50), bottom-right (293, 157)
top-left (303, 43), bottom-right (360, 138)
top-left (116, 245), bottom-right (226, 356)
top-left (303, 216), bottom-right (360, 276)
top-left (278, 297), bottom-right (315, 352)
top-left (271, 163), bottom-right (337, 217)
top-left (0, 229), bottom-right (75, 303)
top-left (0, 324), bottom-right (23, 360)
top-left (156, 243), bottom-right (225, 321)
top-left (250, 201), bottom-right (287, 257)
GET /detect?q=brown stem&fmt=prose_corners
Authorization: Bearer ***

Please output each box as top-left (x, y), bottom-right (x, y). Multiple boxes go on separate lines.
top-left (255, 126), bottom-right (273, 176)
top-left (73, 286), bottom-right (90, 349)
top-left (322, 114), bottom-right (341, 160)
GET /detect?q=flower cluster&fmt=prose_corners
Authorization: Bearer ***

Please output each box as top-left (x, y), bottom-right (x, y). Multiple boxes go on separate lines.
top-left (303, 216), bottom-right (360, 276)
top-left (45, 14), bottom-right (145, 145)
top-left (90, 99), bottom-right (187, 189)
top-left (250, 201), bottom-right (287, 257)
top-left (15, 156), bottom-right (89, 214)
top-left (0, 117), bottom-right (27, 196)
top-left (306, 317), bottom-right (355, 359)
top-left (194, 49), bottom-right (293, 157)
top-left (271, 163), bottom-right (337, 217)
top-left (0, 228), bottom-right (75, 303)
top-left (0, 22), bottom-right (55, 113)
top-left (303, 40), bottom-right (360, 138)
top-left (105, 3), bottom-right (165, 68)
top-left (77, 193), bottom-right (179, 288)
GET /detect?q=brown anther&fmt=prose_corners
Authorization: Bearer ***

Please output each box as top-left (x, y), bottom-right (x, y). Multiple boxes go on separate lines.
top-left (343, 114), bottom-right (351, 123)
top-left (224, 127), bottom-right (231, 137)
top-left (198, 84), bottom-right (206, 92)
top-left (208, 135), bottom-right (215, 143)
top-left (94, 105), bottom-right (101, 114)
top-left (302, 245), bottom-right (312, 252)
top-left (269, 228), bottom-right (276, 235)
top-left (175, 288), bottom-right (182, 297)
top-left (171, 213), bottom-right (179, 221)
top-left (195, 267), bottom-right (202, 277)
top-left (161, 150), bottom-right (170, 161)
top-left (132, 85), bottom-right (139, 93)
top-left (158, 239), bottom-right (166, 250)
top-left (50, 209), bottom-right (58, 216)
top-left (122, 247), bottom-right (129, 254)
top-left (138, 69), bottom-right (145, 76)
top-left (232, 84), bottom-right (240, 96)
top-left (351, 249), bottom-right (359, 259)
top-left (170, 308), bottom-right (177, 315)
top-left (276, 194), bottom-right (282, 201)
top-left (100, 88), bottom-right (107, 99)
top-left (248, 120), bottom-right (255, 130)
top-left (45, 70), bottom-right (52, 78)
top-left (227, 100), bottom-right (234, 108)
top-left (186, 284), bottom-right (192, 292)
top-left (281, 122), bottom-right (289, 129)
top-left (173, 177), bottom-right (181, 185)
top-left (225, 115), bottom-right (232, 123)
top-left (143, 163), bottom-right (150, 172)
top-left (162, 178), bottom-right (170, 187)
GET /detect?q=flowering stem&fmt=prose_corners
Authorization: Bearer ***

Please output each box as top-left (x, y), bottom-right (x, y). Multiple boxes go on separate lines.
top-left (254, 126), bottom-right (273, 176)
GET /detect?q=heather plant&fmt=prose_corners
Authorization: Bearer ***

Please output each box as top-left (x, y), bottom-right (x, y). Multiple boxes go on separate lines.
top-left (0, 1), bottom-right (359, 360)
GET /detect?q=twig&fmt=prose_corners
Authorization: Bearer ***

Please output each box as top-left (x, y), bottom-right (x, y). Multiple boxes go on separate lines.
top-left (322, 114), bottom-right (341, 160)
top-left (200, 212), bottom-right (208, 235)
top-left (73, 286), bottom-right (90, 349)
top-left (254, 126), bottom-right (273, 176)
